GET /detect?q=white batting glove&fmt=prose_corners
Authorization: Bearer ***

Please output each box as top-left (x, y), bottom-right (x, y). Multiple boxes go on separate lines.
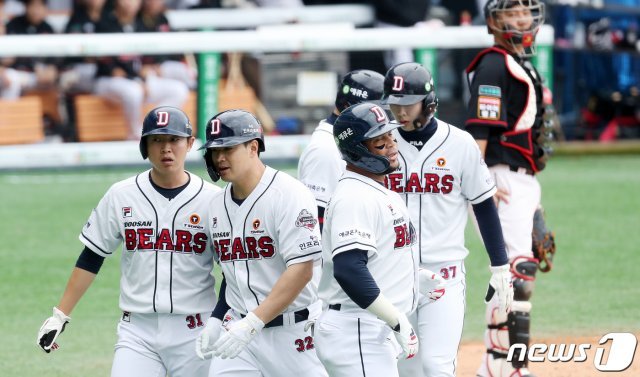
top-left (212, 312), bottom-right (264, 359)
top-left (485, 264), bottom-right (514, 314)
top-left (195, 317), bottom-right (223, 360)
top-left (392, 312), bottom-right (419, 359)
top-left (418, 268), bottom-right (446, 302)
top-left (36, 307), bottom-right (71, 353)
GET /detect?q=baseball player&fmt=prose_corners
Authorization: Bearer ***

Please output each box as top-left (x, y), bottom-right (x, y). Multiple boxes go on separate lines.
top-left (465, 1), bottom-right (547, 376)
top-left (196, 110), bottom-right (328, 377)
top-left (381, 62), bottom-right (513, 377)
top-left (36, 107), bottom-right (220, 377)
top-left (297, 69), bottom-right (385, 230)
top-left (315, 102), bottom-right (425, 377)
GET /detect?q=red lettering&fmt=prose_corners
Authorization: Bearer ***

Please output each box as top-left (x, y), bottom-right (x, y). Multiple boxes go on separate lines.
top-left (405, 172), bottom-right (423, 193)
top-left (218, 239), bottom-right (231, 261)
top-left (441, 174), bottom-right (454, 194)
top-left (424, 173), bottom-right (441, 193)
top-left (394, 224), bottom-right (410, 249)
top-left (137, 228), bottom-right (154, 250)
top-left (174, 230), bottom-right (192, 252)
top-left (232, 237), bottom-right (247, 260)
top-left (192, 233), bottom-right (207, 254)
top-left (386, 173), bottom-right (404, 193)
top-left (245, 237), bottom-right (260, 259)
top-left (125, 229), bottom-right (136, 251)
top-left (155, 228), bottom-right (174, 251)
top-left (258, 237), bottom-right (275, 258)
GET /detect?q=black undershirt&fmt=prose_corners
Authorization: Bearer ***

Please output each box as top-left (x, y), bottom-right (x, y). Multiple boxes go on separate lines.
top-left (149, 172), bottom-right (190, 200)
top-left (397, 117), bottom-right (438, 150)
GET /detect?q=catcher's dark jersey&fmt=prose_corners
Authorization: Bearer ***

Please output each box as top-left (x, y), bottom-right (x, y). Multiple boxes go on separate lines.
top-left (464, 46), bottom-right (546, 173)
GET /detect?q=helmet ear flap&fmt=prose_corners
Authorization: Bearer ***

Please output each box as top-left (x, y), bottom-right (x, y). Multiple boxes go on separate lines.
top-left (139, 137), bottom-right (148, 160)
top-left (203, 150), bottom-right (220, 182)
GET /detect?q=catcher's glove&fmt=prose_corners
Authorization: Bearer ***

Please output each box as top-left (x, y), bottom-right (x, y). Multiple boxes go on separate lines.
top-left (532, 206), bottom-right (556, 272)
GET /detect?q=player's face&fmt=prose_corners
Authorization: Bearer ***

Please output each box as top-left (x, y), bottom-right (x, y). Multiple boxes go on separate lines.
top-left (364, 131), bottom-right (399, 169)
top-left (210, 141), bottom-right (259, 183)
top-left (497, 5), bottom-right (534, 31)
top-left (389, 102), bottom-right (423, 131)
top-left (146, 134), bottom-right (194, 173)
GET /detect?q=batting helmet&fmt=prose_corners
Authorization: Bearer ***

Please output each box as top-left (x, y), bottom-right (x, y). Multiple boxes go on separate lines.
top-left (334, 102), bottom-right (401, 175)
top-left (335, 69), bottom-right (385, 112)
top-left (484, 0), bottom-right (545, 57)
top-left (140, 106), bottom-right (193, 159)
top-left (382, 62), bottom-right (438, 125)
top-left (200, 109), bottom-right (265, 182)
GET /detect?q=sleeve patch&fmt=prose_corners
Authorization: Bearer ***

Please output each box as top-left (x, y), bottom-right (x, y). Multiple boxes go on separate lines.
top-left (478, 85), bottom-right (502, 98)
top-left (477, 96), bottom-right (501, 120)
top-left (295, 209), bottom-right (318, 231)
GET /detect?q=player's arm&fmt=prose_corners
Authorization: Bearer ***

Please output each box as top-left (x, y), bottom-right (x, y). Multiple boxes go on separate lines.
top-left (37, 247), bottom-right (104, 353)
top-left (333, 249), bottom-right (418, 359)
top-left (472, 198), bottom-right (513, 314)
top-left (253, 260), bottom-right (313, 324)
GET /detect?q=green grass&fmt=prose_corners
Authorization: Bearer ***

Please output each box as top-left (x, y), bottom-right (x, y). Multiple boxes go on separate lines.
top-left (1, 156), bottom-right (639, 375)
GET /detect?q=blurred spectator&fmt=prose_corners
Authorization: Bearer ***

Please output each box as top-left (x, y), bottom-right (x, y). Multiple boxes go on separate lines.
top-left (1, 0), bottom-right (58, 99)
top-left (137, 0), bottom-right (197, 88)
top-left (59, 0), bottom-right (106, 93)
top-left (94, 0), bottom-right (189, 140)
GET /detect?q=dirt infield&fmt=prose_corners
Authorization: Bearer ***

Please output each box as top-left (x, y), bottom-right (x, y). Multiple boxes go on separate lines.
top-left (457, 335), bottom-right (640, 377)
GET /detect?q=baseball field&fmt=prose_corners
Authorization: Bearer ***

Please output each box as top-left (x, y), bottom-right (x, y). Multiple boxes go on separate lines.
top-left (1, 154), bottom-right (639, 376)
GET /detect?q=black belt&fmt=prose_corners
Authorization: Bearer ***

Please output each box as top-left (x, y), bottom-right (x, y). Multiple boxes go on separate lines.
top-left (328, 303), bottom-right (341, 311)
top-left (242, 308), bottom-right (310, 328)
top-left (508, 165), bottom-right (535, 176)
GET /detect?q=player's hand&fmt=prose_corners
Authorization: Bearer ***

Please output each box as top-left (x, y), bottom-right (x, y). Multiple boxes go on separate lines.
top-left (36, 307), bottom-right (71, 353)
top-left (391, 313), bottom-right (418, 359)
top-left (494, 187), bottom-right (510, 205)
top-left (195, 317), bottom-right (223, 360)
top-left (212, 312), bottom-right (264, 359)
top-left (418, 268), bottom-right (446, 302)
top-left (485, 264), bottom-right (513, 314)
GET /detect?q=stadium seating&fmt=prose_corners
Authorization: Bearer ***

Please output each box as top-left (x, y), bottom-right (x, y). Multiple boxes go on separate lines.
top-left (0, 96), bottom-right (45, 145)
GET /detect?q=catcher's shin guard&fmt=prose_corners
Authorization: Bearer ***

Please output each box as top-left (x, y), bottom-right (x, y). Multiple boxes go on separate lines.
top-left (478, 257), bottom-right (537, 376)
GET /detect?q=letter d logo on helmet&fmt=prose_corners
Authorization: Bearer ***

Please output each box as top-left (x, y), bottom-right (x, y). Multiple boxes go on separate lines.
top-left (334, 103), bottom-right (401, 175)
top-left (139, 106), bottom-right (192, 159)
top-left (200, 109), bottom-right (265, 182)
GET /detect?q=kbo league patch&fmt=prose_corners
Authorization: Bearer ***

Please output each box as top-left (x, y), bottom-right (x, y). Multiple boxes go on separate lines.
top-left (477, 96), bottom-right (501, 120)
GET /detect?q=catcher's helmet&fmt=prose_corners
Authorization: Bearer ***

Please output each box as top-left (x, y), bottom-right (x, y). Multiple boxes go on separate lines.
top-left (140, 106), bottom-right (193, 159)
top-left (334, 102), bottom-right (401, 175)
top-left (381, 62), bottom-right (438, 124)
top-left (484, 0), bottom-right (545, 57)
top-left (335, 69), bottom-right (385, 112)
top-left (200, 109), bottom-right (264, 182)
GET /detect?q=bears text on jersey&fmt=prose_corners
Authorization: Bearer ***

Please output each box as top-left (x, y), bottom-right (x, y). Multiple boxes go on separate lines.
top-left (385, 172), bottom-right (454, 194)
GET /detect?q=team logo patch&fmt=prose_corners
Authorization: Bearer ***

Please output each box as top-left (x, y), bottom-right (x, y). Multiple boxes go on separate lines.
top-left (436, 157), bottom-right (446, 167)
top-left (189, 214), bottom-right (201, 225)
top-left (392, 76), bottom-right (404, 91)
top-left (478, 85), bottom-right (501, 98)
top-left (212, 217), bottom-right (218, 228)
top-left (156, 111), bottom-right (169, 126)
top-left (252, 219), bottom-right (261, 230)
top-left (477, 96), bottom-right (501, 120)
top-left (295, 209), bottom-right (317, 231)
top-left (122, 207), bottom-right (132, 218)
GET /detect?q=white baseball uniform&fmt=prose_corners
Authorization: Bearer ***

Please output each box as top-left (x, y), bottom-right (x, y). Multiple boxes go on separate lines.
top-left (207, 166), bottom-right (327, 377)
top-left (385, 120), bottom-right (497, 377)
top-left (79, 170), bottom-right (220, 377)
top-left (316, 170), bottom-right (419, 377)
top-left (297, 119), bottom-right (346, 209)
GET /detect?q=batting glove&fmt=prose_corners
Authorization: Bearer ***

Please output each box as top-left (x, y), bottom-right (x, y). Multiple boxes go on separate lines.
top-left (418, 268), bottom-right (446, 302)
top-left (392, 312), bottom-right (419, 359)
top-left (195, 317), bottom-right (223, 360)
top-left (485, 264), bottom-right (513, 314)
top-left (212, 312), bottom-right (264, 359)
top-left (36, 307), bottom-right (71, 353)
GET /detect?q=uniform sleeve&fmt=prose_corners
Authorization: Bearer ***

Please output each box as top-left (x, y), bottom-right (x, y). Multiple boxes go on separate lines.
top-left (460, 133), bottom-right (497, 204)
top-left (298, 146), bottom-right (344, 208)
top-left (276, 185), bottom-right (322, 267)
top-left (465, 55), bottom-right (509, 129)
top-left (329, 196), bottom-right (378, 258)
top-left (78, 187), bottom-right (122, 257)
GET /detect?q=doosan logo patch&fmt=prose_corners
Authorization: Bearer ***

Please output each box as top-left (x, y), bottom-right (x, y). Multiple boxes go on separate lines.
top-left (122, 207), bottom-right (132, 218)
top-left (295, 209), bottom-right (317, 231)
